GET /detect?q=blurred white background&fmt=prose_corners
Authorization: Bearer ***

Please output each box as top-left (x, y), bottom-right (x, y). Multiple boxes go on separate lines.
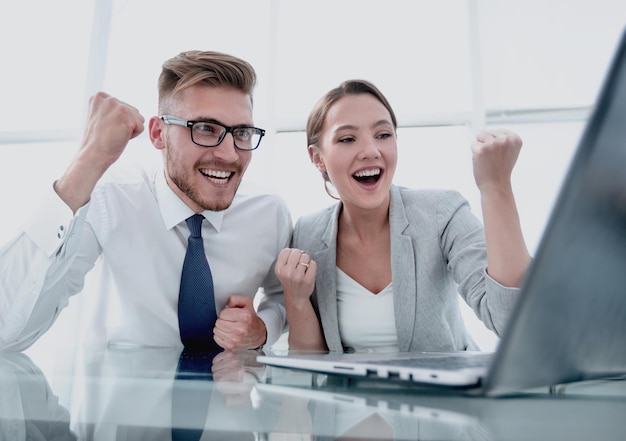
top-left (1, 0), bottom-right (625, 371)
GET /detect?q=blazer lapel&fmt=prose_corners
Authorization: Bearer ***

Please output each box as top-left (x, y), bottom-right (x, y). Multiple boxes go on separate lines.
top-left (389, 186), bottom-right (417, 351)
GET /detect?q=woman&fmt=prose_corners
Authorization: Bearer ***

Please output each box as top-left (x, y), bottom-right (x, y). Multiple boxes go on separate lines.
top-left (275, 80), bottom-right (531, 353)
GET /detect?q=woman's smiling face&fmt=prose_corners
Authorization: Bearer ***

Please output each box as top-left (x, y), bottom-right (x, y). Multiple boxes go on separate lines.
top-left (310, 93), bottom-right (397, 211)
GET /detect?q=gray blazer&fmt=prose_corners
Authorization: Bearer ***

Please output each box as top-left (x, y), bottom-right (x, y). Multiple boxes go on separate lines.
top-left (291, 185), bottom-right (521, 352)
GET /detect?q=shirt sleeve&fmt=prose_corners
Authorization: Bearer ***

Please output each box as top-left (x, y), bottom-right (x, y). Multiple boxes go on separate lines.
top-left (255, 199), bottom-right (293, 348)
top-left (0, 187), bottom-right (100, 351)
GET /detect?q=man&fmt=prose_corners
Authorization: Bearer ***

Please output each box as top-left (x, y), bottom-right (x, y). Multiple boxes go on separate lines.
top-left (0, 50), bottom-right (291, 352)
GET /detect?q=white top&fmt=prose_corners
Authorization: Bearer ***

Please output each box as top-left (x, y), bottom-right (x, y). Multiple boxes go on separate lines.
top-left (0, 163), bottom-right (292, 350)
top-left (336, 268), bottom-right (399, 353)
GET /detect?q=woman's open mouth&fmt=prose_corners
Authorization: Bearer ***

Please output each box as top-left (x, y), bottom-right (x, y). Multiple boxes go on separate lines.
top-left (352, 167), bottom-right (382, 185)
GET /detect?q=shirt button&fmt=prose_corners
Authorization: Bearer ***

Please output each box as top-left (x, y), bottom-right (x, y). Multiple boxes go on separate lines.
top-left (57, 225), bottom-right (66, 239)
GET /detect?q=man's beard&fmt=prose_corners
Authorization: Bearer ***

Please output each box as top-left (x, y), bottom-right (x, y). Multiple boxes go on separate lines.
top-left (165, 147), bottom-right (241, 212)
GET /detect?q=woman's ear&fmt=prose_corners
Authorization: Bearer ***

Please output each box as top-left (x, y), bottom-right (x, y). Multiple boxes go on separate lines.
top-left (149, 116), bottom-right (166, 150)
top-left (308, 145), bottom-right (326, 173)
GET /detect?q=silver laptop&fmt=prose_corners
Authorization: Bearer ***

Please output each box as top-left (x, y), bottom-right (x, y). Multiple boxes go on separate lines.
top-left (258, 27), bottom-right (626, 397)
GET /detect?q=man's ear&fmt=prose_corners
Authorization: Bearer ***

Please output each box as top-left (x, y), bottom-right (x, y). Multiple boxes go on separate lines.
top-left (308, 145), bottom-right (326, 173)
top-left (149, 116), bottom-right (166, 150)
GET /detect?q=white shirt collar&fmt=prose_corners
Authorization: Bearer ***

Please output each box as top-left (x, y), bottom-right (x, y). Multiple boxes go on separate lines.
top-left (155, 168), bottom-right (225, 232)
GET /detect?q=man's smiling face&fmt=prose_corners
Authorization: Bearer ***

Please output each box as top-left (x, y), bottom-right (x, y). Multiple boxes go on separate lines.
top-left (158, 85), bottom-right (254, 212)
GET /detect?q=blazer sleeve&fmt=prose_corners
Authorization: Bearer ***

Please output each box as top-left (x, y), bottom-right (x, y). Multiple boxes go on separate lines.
top-left (437, 190), bottom-right (521, 336)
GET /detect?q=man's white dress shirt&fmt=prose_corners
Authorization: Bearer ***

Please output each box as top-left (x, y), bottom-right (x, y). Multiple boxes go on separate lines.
top-left (0, 163), bottom-right (292, 351)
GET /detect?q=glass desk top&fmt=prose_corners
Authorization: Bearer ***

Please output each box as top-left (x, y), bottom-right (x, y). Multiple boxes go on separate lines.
top-left (1, 346), bottom-right (625, 440)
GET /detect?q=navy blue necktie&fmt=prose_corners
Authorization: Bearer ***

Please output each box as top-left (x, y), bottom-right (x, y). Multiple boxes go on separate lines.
top-left (178, 214), bottom-right (218, 351)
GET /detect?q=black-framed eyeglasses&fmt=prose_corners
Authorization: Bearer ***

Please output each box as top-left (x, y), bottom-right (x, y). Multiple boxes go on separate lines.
top-left (160, 115), bottom-right (265, 151)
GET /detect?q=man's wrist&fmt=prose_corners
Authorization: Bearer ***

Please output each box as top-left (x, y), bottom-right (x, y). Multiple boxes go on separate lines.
top-left (253, 321), bottom-right (268, 350)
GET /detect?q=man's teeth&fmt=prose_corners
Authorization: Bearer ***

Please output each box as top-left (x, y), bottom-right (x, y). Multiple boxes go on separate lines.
top-left (200, 169), bottom-right (230, 179)
top-left (353, 168), bottom-right (381, 178)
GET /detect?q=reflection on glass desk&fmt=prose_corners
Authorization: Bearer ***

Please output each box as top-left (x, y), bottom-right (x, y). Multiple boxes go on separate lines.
top-left (1, 346), bottom-right (625, 441)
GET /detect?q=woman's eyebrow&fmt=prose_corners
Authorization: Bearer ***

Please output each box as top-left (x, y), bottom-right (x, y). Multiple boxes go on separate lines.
top-left (334, 120), bottom-right (392, 132)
